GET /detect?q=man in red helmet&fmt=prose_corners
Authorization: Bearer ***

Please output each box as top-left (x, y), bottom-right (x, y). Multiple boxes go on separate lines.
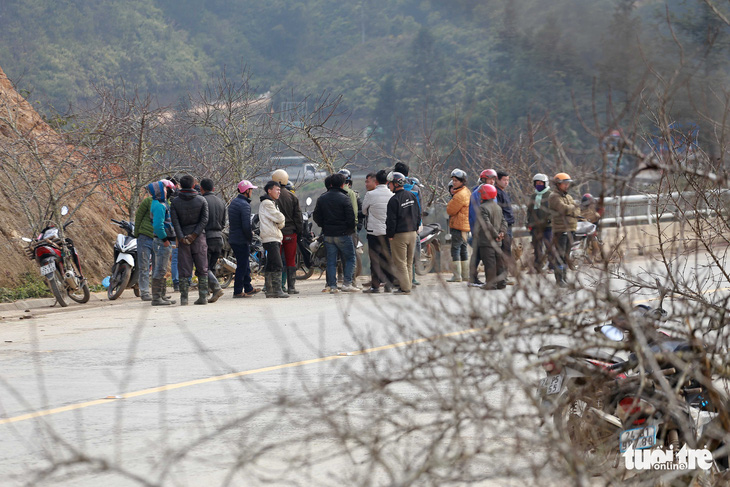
top-left (467, 169), bottom-right (497, 285)
top-left (473, 183), bottom-right (507, 290)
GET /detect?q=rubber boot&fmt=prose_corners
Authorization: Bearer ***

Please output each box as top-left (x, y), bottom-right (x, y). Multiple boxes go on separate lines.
top-left (194, 276), bottom-right (208, 305)
top-left (460, 261), bottom-right (469, 283)
top-left (160, 279), bottom-right (176, 304)
top-left (281, 269), bottom-right (287, 292)
top-left (287, 267), bottom-right (299, 294)
top-left (151, 278), bottom-right (173, 306)
top-left (264, 272), bottom-right (276, 298)
top-left (447, 261), bottom-right (462, 282)
top-left (555, 268), bottom-right (567, 288)
top-left (271, 272), bottom-right (290, 298)
top-left (179, 280), bottom-right (189, 306)
top-left (208, 281), bottom-right (224, 303)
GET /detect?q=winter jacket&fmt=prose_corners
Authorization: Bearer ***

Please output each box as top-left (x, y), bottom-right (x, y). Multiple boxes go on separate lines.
top-left (170, 188), bottom-right (209, 238)
top-left (549, 190), bottom-right (580, 233)
top-left (581, 204), bottom-right (601, 224)
top-left (313, 188), bottom-right (356, 237)
top-left (202, 191), bottom-right (227, 240)
top-left (344, 186), bottom-right (359, 227)
top-left (496, 187), bottom-right (515, 226)
top-left (446, 185), bottom-right (471, 231)
top-left (527, 189), bottom-right (552, 229)
top-left (473, 199), bottom-right (507, 246)
top-left (468, 185), bottom-right (482, 230)
top-left (258, 195), bottom-right (285, 244)
top-left (403, 179), bottom-right (422, 225)
top-left (362, 184), bottom-right (393, 236)
top-left (277, 187), bottom-right (303, 236)
top-left (147, 181), bottom-right (174, 240)
top-left (228, 194), bottom-right (253, 245)
top-left (386, 188), bottom-right (420, 238)
top-left (134, 196), bottom-right (155, 239)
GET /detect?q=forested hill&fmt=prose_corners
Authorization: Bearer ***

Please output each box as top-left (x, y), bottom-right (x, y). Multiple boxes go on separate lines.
top-left (0, 0), bottom-right (728, 137)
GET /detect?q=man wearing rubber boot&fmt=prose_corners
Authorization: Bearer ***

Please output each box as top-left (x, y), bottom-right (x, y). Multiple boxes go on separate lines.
top-left (258, 181), bottom-right (289, 298)
top-left (148, 180), bottom-right (177, 306)
top-left (200, 178), bottom-right (227, 303)
top-left (171, 175), bottom-right (209, 305)
top-left (271, 169), bottom-right (303, 295)
top-left (446, 169), bottom-right (471, 282)
top-left (548, 173), bottom-right (580, 288)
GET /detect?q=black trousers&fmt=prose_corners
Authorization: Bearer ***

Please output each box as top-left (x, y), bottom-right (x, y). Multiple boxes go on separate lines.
top-left (367, 234), bottom-right (393, 288)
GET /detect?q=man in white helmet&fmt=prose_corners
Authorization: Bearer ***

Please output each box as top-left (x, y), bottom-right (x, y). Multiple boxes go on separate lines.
top-left (526, 173), bottom-right (554, 274)
top-left (271, 169), bottom-right (303, 294)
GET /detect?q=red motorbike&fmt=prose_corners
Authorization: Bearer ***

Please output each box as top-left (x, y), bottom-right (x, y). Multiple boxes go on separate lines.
top-left (22, 206), bottom-right (90, 307)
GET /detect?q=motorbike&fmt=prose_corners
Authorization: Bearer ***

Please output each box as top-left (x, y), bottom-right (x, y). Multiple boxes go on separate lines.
top-left (570, 218), bottom-right (602, 265)
top-left (213, 230), bottom-right (237, 289)
top-left (22, 206), bottom-right (90, 307)
top-left (107, 219), bottom-right (141, 300)
top-left (415, 222), bottom-right (442, 275)
top-left (537, 305), bottom-right (726, 475)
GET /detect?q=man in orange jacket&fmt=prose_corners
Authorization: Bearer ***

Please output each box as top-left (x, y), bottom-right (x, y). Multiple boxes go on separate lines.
top-left (446, 169), bottom-right (471, 282)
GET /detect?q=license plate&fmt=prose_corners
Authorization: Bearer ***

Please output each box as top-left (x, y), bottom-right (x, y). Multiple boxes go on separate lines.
top-left (39, 263), bottom-right (55, 276)
top-left (539, 374), bottom-right (564, 395)
top-left (619, 425), bottom-right (657, 452)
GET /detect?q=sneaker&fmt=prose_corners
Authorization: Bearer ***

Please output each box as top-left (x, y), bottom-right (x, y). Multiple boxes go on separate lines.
top-left (505, 279), bottom-right (515, 286)
top-left (467, 282), bottom-right (482, 288)
top-left (412, 279), bottom-right (421, 286)
top-left (362, 287), bottom-right (380, 294)
top-left (383, 285), bottom-right (393, 293)
top-left (322, 286), bottom-right (330, 293)
top-left (330, 287), bottom-right (340, 294)
top-left (392, 289), bottom-right (411, 295)
top-left (341, 284), bottom-right (360, 293)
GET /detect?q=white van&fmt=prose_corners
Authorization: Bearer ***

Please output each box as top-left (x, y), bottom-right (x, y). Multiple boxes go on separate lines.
top-left (270, 156), bottom-right (326, 183)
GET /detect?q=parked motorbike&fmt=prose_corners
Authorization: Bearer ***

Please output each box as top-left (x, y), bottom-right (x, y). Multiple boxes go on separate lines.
top-left (213, 230), bottom-right (237, 289)
top-left (570, 219), bottom-right (602, 265)
top-left (415, 222), bottom-right (442, 275)
top-left (538, 305), bottom-right (725, 474)
top-left (22, 206), bottom-right (90, 307)
top-left (107, 219), bottom-right (140, 300)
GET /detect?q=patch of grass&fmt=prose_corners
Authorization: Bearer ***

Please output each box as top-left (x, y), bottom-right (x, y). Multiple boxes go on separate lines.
top-left (0, 272), bottom-right (51, 303)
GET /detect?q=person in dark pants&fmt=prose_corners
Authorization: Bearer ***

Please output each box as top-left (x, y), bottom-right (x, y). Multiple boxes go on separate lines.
top-left (271, 169), bottom-right (303, 294)
top-left (170, 174), bottom-right (209, 305)
top-left (258, 181), bottom-right (289, 298)
top-left (473, 184), bottom-right (507, 290)
top-left (526, 173), bottom-right (554, 274)
top-left (200, 178), bottom-right (227, 303)
top-left (468, 168), bottom-right (497, 286)
top-left (495, 171), bottom-right (515, 284)
top-left (362, 170), bottom-right (394, 293)
top-left (228, 180), bottom-right (261, 298)
top-left (548, 172), bottom-right (580, 287)
top-left (446, 169), bottom-right (471, 282)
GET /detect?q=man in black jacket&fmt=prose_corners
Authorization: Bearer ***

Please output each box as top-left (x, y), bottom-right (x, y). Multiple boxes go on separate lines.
top-left (171, 174), bottom-right (209, 305)
top-left (386, 172), bottom-right (419, 295)
top-left (313, 173), bottom-right (359, 293)
top-left (201, 178), bottom-right (227, 303)
top-left (271, 169), bottom-right (303, 294)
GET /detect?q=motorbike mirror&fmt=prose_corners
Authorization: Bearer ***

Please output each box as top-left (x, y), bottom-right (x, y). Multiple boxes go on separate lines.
top-left (21, 237), bottom-right (32, 242)
top-left (61, 206), bottom-right (69, 216)
top-left (306, 197), bottom-right (312, 206)
top-left (600, 325), bottom-right (625, 341)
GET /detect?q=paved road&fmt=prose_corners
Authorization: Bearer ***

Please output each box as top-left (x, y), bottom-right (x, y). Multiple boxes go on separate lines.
top-left (0, 252), bottom-right (727, 486)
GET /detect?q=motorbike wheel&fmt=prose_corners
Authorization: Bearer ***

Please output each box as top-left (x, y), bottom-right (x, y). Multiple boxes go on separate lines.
top-left (47, 269), bottom-right (69, 307)
top-left (68, 281), bottom-right (90, 304)
top-left (107, 263), bottom-right (131, 300)
top-left (295, 248), bottom-right (314, 280)
top-left (416, 242), bottom-right (436, 275)
top-left (554, 396), bottom-right (619, 475)
top-left (218, 270), bottom-right (235, 289)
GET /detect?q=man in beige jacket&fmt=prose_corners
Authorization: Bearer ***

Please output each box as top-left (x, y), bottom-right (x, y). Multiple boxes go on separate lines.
top-left (548, 172), bottom-right (580, 287)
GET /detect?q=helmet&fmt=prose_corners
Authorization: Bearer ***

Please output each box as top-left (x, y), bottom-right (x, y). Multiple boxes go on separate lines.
top-left (387, 171), bottom-right (406, 186)
top-left (337, 168), bottom-right (352, 182)
top-left (581, 193), bottom-right (594, 205)
top-left (271, 169), bottom-right (289, 185)
top-left (285, 181), bottom-right (295, 192)
top-left (237, 179), bottom-right (257, 193)
top-left (479, 183), bottom-right (498, 200)
top-left (161, 179), bottom-right (176, 190)
top-left (554, 172), bottom-right (572, 183)
top-left (450, 168), bottom-right (467, 181)
top-left (410, 177), bottom-right (424, 188)
top-left (533, 173), bottom-right (549, 183)
top-left (480, 169), bottom-right (498, 179)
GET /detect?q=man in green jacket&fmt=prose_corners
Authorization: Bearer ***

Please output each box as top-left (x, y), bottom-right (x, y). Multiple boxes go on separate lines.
top-left (134, 192), bottom-right (157, 301)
